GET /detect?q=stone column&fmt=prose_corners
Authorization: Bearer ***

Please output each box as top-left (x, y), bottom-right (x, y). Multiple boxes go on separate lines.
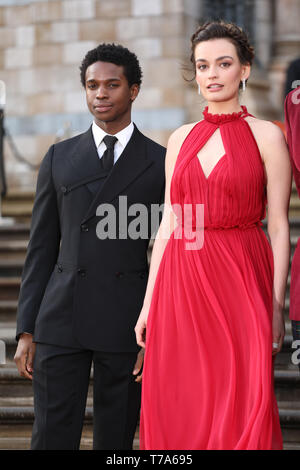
top-left (269, 0), bottom-right (300, 116)
top-left (274, 0), bottom-right (300, 58)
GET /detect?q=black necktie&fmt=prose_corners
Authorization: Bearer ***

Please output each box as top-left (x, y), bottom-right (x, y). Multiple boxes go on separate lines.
top-left (101, 135), bottom-right (118, 171)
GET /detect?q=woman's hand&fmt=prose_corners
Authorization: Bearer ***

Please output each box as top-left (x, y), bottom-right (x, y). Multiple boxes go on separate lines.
top-left (272, 309), bottom-right (285, 356)
top-left (135, 306), bottom-right (149, 349)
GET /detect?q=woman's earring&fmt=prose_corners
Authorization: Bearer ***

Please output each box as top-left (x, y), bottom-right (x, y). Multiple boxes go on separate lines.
top-left (242, 79), bottom-right (246, 92)
top-left (198, 84), bottom-right (201, 95)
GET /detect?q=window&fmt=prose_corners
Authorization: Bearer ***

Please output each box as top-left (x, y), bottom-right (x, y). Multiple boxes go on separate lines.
top-left (203, 0), bottom-right (256, 48)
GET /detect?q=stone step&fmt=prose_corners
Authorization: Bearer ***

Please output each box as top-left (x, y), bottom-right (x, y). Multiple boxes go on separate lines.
top-left (0, 367), bottom-right (33, 398)
top-left (0, 395), bottom-right (94, 408)
top-left (0, 436), bottom-right (94, 450)
top-left (0, 401), bottom-right (297, 447)
top-left (0, 406), bottom-right (92, 425)
top-left (2, 192), bottom-right (35, 223)
top-left (290, 194), bottom-right (300, 208)
top-left (275, 369), bottom-right (300, 401)
top-left (1, 205), bottom-right (33, 222)
top-left (0, 365), bottom-right (94, 398)
top-left (0, 258), bottom-right (26, 276)
top-left (284, 442), bottom-right (300, 450)
top-left (0, 423), bottom-right (139, 450)
top-left (0, 300), bottom-right (18, 322)
top-left (0, 278), bottom-right (20, 300)
top-left (279, 401), bottom-right (300, 444)
top-left (0, 240), bottom-right (28, 253)
top-left (0, 434), bottom-right (296, 450)
top-left (0, 244), bottom-right (27, 266)
top-left (0, 223), bottom-right (30, 241)
top-left (0, 424), bottom-right (95, 450)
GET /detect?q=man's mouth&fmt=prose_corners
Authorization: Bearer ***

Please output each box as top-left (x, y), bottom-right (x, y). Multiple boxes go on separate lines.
top-left (94, 104), bottom-right (113, 112)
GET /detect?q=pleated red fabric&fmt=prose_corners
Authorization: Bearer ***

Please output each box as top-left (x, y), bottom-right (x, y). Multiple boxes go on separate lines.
top-left (284, 89), bottom-right (300, 321)
top-left (139, 106), bottom-right (283, 450)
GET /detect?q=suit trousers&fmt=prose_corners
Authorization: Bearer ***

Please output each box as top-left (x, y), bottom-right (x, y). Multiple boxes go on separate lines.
top-left (31, 342), bottom-right (141, 450)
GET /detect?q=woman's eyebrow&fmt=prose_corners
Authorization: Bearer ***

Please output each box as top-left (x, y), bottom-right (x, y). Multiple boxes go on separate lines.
top-left (196, 55), bottom-right (234, 62)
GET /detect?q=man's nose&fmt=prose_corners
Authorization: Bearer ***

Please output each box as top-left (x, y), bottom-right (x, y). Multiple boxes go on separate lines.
top-left (96, 85), bottom-right (108, 99)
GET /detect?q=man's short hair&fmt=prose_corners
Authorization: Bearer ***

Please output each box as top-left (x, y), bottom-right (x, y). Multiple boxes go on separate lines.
top-left (80, 43), bottom-right (143, 88)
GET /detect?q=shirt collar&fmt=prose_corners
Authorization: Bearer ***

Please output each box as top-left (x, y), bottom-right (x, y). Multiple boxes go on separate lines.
top-left (92, 121), bottom-right (134, 149)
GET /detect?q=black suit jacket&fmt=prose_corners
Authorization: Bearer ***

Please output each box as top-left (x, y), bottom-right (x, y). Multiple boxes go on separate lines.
top-left (16, 124), bottom-right (166, 352)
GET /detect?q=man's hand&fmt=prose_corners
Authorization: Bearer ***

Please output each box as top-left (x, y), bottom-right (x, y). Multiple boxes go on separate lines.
top-left (14, 333), bottom-right (36, 380)
top-left (132, 348), bottom-right (144, 383)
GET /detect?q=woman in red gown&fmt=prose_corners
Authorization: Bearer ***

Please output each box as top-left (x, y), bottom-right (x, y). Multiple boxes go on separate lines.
top-left (135, 21), bottom-right (291, 450)
top-left (285, 87), bottom-right (300, 366)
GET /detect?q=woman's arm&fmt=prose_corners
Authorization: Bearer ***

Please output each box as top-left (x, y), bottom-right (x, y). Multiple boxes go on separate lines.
top-left (261, 121), bottom-right (292, 355)
top-left (135, 124), bottom-right (194, 348)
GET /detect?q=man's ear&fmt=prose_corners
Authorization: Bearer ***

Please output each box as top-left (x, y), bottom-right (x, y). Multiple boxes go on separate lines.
top-left (130, 84), bottom-right (140, 102)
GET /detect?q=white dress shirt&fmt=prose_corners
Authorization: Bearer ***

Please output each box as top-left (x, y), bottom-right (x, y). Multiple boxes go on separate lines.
top-left (92, 121), bottom-right (134, 165)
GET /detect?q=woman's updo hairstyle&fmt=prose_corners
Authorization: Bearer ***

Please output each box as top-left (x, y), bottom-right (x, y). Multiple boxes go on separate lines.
top-left (190, 20), bottom-right (255, 88)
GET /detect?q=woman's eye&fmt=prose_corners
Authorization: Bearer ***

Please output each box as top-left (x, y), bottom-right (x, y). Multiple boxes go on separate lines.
top-left (197, 65), bottom-right (207, 70)
top-left (221, 62), bottom-right (231, 67)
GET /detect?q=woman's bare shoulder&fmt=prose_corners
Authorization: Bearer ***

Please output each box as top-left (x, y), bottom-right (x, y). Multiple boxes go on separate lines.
top-left (164, 122), bottom-right (200, 171)
top-left (168, 121), bottom-right (200, 146)
top-left (244, 116), bottom-right (288, 164)
top-left (245, 116), bottom-right (285, 140)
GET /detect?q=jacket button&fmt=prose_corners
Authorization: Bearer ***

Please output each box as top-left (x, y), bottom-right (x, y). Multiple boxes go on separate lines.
top-left (115, 272), bottom-right (124, 278)
top-left (61, 186), bottom-right (68, 194)
top-left (77, 268), bottom-right (86, 277)
top-left (57, 265), bottom-right (63, 273)
top-left (81, 224), bottom-right (89, 232)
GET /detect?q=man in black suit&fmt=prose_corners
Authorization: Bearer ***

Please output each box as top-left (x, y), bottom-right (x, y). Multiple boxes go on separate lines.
top-left (14, 43), bottom-right (166, 450)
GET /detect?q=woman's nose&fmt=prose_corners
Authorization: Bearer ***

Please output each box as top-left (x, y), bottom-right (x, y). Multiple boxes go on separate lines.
top-left (208, 66), bottom-right (218, 79)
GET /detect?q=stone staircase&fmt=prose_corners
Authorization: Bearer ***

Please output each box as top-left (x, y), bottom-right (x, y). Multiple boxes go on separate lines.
top-left (0, 185), bottom-right (300, 450)
top-left (1, 192), bottom-right (35, 223)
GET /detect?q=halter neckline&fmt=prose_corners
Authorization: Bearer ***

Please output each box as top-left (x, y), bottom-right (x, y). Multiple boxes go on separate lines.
top-left (203, 105), bottom-right (249, 124)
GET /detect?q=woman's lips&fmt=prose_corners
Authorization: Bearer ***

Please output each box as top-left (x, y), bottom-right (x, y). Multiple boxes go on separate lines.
top-left (207, 85), bottom-right (224, 92)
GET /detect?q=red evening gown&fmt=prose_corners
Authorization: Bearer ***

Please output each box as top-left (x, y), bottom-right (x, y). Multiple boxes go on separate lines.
top-left (284, 89), bottom-right (300, 321)
top-left (140, 106), bottom-right (283, 450)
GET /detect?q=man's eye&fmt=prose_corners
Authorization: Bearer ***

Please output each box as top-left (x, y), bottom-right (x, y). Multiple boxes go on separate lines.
top-left (109, 84), bottom-right (118, 88)
top-left (87, 84), bottom-right (96, 89)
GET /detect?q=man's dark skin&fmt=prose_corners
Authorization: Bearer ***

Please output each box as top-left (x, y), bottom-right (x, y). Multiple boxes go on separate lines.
top-left (14, 60), bottom-right (144, 382)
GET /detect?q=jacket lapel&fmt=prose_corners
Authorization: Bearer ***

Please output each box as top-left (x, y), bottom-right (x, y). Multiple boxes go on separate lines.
top-left (81, 124), bottom-right (154, 224)
top-left (68, 126), bottom-right (105, 195)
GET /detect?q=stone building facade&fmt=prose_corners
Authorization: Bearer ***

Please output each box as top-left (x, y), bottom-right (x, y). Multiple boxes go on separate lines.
top-left (0, 0), bottom-right (299, 191)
